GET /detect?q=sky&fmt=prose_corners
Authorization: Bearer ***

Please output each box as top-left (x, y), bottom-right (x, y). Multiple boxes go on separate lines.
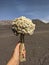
top-left (0, 0), bottom-right (49, 23)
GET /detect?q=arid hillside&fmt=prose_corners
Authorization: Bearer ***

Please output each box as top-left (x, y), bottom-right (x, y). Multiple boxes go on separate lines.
top-left (0, 20), bottom-right (49, 65)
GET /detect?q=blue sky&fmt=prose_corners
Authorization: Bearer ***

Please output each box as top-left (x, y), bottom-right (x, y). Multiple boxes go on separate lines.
top-left (0, 0), bottom-right (49, 23)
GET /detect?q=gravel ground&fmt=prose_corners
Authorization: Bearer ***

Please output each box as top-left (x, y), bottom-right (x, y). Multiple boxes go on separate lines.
top-left (0, 25), bottom-right (49, 65)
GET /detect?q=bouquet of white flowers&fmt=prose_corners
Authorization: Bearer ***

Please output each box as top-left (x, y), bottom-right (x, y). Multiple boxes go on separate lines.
top-left (12, 16), bottom-right (35, 35)
top-left (12, 16), bottom-right (35, 62)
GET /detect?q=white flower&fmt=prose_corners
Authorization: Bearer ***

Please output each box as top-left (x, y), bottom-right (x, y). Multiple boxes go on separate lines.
top-left (12, 16), bottom-right (35, 35)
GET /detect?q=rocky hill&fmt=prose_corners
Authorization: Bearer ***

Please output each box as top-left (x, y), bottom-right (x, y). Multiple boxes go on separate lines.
top-left (32, 19), bottom-right (49, 31)
top-left (0, 20), bottom-right (12, 25)
top-left (0, 19), bottom-right (49, 31)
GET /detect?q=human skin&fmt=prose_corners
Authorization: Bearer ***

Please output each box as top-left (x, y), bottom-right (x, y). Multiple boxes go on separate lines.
top-left (7, 43), bottom-right (26, 65)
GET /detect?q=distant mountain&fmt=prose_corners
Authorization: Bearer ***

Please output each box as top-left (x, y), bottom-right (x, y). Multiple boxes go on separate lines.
top-left (32, 19), bottom-right (45, 26)
top-left (0, 20), bottom-right (12, 25)
top-left (0, 19), bottom-right (49, 31)
top-left (32, 19), bottom-right (49, 31)
top-left (0, 19), bottom-right (48, 25)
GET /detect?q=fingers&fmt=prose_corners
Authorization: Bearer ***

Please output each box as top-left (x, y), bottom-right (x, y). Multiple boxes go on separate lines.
top-left (14, 43), bottom-right (26, 61)
top-left (13, 43), bottom-right (21, 60)
top-left (15, 43), bottom-right (20, 51)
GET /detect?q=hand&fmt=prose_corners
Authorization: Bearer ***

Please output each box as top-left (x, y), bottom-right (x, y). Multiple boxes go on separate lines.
top-left (7, 43), bottom-right (26, 65)
top-left (13, 43), bottom-right (20, 61)
top-left (13, 43), bottom-right (26, 61)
